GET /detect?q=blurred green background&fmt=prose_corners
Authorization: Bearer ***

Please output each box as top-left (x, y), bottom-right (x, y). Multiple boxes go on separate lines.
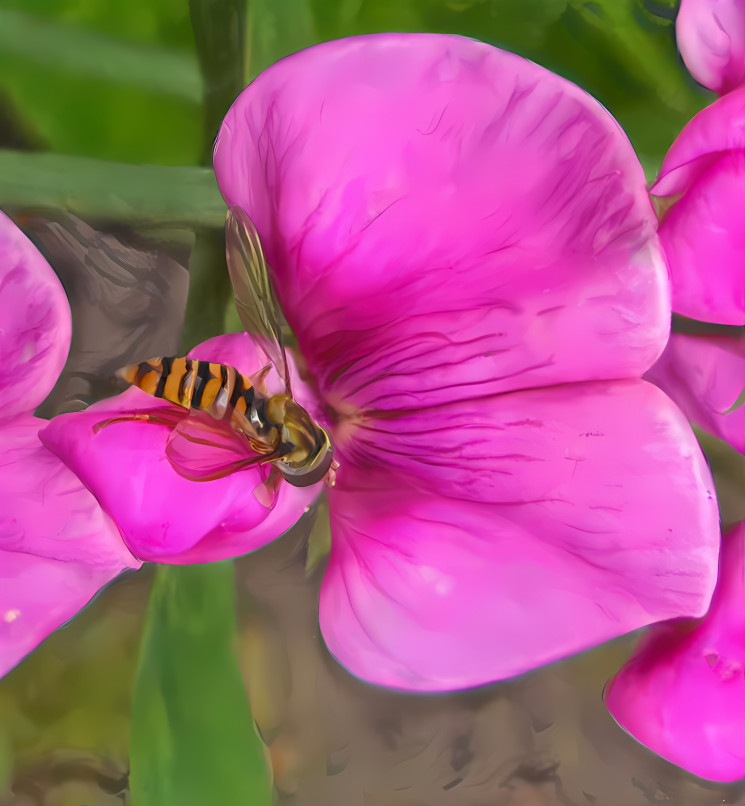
top-left (0, 0), bottom-right (712, 225)
top-left (0, 2), bottom-right (723, 805)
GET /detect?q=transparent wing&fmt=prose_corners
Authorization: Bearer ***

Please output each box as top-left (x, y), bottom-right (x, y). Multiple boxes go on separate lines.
top-left (165, 409), bottom-right (285, 482)
top-left (225, 207), bottom-right (291, 394)
top-left (165, 412), bottom-right (288, 508)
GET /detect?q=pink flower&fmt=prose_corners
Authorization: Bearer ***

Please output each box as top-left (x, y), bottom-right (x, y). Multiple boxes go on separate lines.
top-left (646, 331), bottom-right (745, 456)
top-left (605, 521), bottom-right (745, 782)
top-left (43, 34), bottom-right (720, 691)
top-left (0, 211), bottom-right (140, 678)
top-left (677, 0), bottom-right (745, 95)
top-left (652, 88), bottom-right (745, 325)
top-left (604, 4), bottom-right (745, 772)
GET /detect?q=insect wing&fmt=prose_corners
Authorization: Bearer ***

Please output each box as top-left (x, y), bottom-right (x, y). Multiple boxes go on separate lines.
top-left (225, 207), bottom-right (291, 394)
top-left (165, 411), bottom-right (283, 482)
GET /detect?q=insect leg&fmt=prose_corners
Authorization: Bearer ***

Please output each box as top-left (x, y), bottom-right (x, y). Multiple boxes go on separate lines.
top-left (93, 408), bottom-right (185, 434)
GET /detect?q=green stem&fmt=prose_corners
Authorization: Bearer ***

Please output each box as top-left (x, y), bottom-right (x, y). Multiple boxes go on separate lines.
top-left (0, 150), bottom-right (224, 228)
top-left (189, 0), bottom-right (248, 164)
top-left (179, 227), bottom-right (233, 351)
top-left (130, 564), bottom-right (272, 806)
top-left (181, 0), bottom-right (250, 346)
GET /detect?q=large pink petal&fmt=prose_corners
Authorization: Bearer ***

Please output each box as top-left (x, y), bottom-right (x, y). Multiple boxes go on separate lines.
top-left (605, 522), bottom-right (745, 782)
top-left (677, 0), bottom-right (745, 95)
top-left (658, 152), bottom-right (745, 323)
top-left (0, 416), bottom-right (138, 677)
top-left (40, 334), bottom-right (320, 563)
top-left (215, 34), bottom-right (667, 413)
top-left (0, 211), bottom-right (71, 421)
top-left (321, 380), bottom-right (719, 691)
top-left (646, 332), bottom-right (745, 455)
top-left (652, 86), bottom-right (745, 197)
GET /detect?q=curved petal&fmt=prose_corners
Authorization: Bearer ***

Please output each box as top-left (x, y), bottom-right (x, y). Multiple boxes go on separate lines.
top-left (645, 332), bottom-right (745, 455)
top-left (0, 416), bottom-right (138, 677)
top-left (40, 334), bottom-right (320, 563)
top-left (321, 380), bottom-right (719, 691)
top-left (215, 34), bottom-right (668, 413)
top-left (652, 85), bottom-right (745, 198)
top-left (605, 522), bottom-right (745, 783)
top-left (677, 0), bottom-right (745, 95)
top-left (658, 152), bottom-right (745, 323)
top-left (0, 211), bottom-right (71, 421)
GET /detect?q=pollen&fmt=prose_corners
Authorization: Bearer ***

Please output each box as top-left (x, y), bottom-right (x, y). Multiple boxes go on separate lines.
top-left (3, 609), bottom-right (20, 623)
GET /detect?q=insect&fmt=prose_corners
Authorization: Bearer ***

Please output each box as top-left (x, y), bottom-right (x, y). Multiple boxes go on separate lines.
top-left (97, 207), bottom-right (337, 501)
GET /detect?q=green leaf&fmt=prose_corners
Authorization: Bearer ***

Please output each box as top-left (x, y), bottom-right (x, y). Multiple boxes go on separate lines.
top-left (0, 4), bottom-right (201, 163)
top-left (0, 9), bottom-right (201, 102)
top-left (130, 563), bottom-right (273, 806)
top-left (724, 386), bottom-right (745, 414)
top-left (189, 0), bottom-right (248, 162)
top-left (0, 150), bottom-right (224, 228)
top-left (247, 0), bottom-right (318, 78)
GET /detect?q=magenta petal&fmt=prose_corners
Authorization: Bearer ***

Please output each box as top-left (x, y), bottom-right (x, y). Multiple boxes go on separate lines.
top-left (0, 416), bottom-right (138, 676)
top-left (677, 0), bottom-right (745, 94)
top-left (652, 86), bottom-right (745, 197)
top-left (658, 152), bottom-right (745, 323)
top-left (651, 90), bottom-right (745, 322)
top-left (646, 332), bottom-right (745, 455)
top-left (605, 523), bottom-right (745, 782)
top-left (215, 34), bottom-right (667, 411)
top-left (40, 334), bottom-right (319, 563)
top-left (0, 211), bottom-right (71, 420)
top-left (321, 380), bottom-right (719, 691)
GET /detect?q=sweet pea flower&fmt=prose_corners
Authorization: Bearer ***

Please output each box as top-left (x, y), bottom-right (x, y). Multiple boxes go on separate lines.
top-left (677, 0), bottom-right (745, 95)
top-left (644, 0), bottom-right (745, 444)
top-left (606, 521), bottom-right (745, 782)
top-left (651, 87), bottom-right (745, 325)
top-left (0, 211), bottom-right (140, 678)
top-left (605, 4), bottom-right (745, 770)
top-left (42, 34), bottom-right (720, 691)
top-left (646, 330), bottom-right (745, 457)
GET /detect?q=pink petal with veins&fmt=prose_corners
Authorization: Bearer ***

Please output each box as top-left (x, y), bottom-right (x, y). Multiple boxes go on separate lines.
top-left (0, 416), bottom-right (138, 677)
top-left (215, 33), bottom-right (668, 413)
top-left (321, 379), bottom-right (719, 690)
top-left (0, 211), bottom-right (71, 421)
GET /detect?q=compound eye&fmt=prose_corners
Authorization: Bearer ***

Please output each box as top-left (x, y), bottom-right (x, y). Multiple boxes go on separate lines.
top-left (279, 433), bottom-right (334, 487)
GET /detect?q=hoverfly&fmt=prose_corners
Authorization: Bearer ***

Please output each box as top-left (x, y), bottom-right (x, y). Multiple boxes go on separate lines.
top-left (97, 207), bottom-right (337, 503)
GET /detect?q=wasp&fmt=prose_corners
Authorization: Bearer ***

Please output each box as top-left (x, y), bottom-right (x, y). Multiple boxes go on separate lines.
top-left (97, 208), bottom-right (337, 499)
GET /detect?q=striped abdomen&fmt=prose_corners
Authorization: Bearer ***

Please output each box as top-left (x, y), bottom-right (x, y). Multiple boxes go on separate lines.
top-left (120, 356), bottom-right (269, 431)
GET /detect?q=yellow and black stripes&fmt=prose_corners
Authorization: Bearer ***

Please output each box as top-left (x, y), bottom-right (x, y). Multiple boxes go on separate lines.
top-left (117, 354), bottom-right (335, 486)
top-left (119, 356), bottom-right (268, 430)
